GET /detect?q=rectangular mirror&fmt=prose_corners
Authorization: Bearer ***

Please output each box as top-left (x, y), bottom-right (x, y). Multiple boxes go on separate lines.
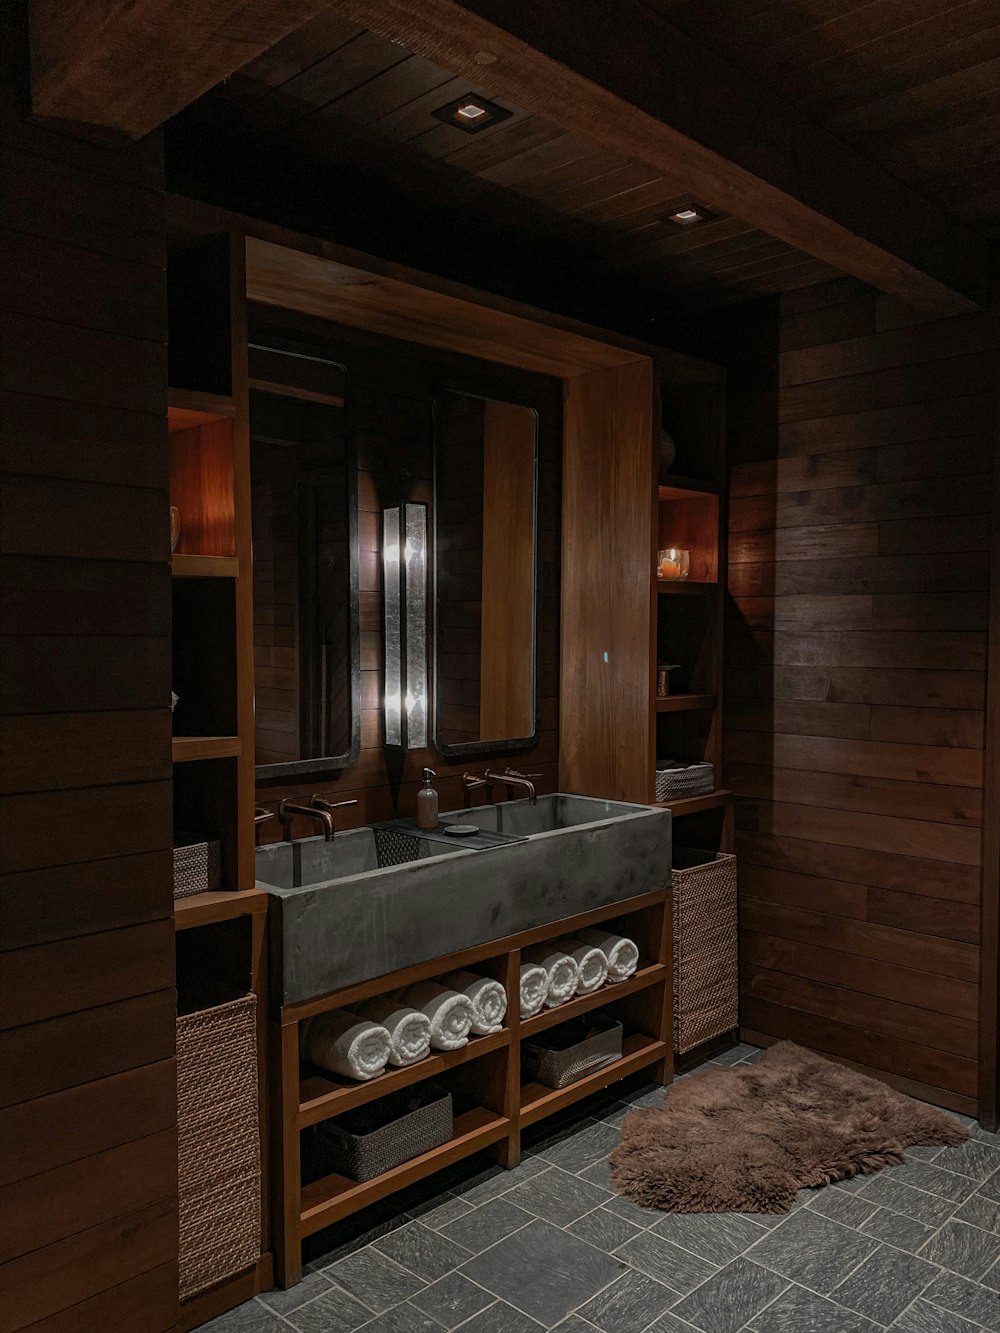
top-left (249, 340), bottom-right (360, 778)
top-left (434, 387), bottom-right (538, 755)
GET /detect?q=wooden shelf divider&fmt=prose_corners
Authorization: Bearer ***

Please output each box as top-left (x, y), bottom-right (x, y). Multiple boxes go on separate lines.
top-left (520, 962), bottom-right (667, 1037)
top-left (172, 735), bottom-right (241, 762)
top-left (172, 553), bottom-right (239, 578)
top-left (655, 693), bottom-right (716, 713)
top-left (174, 887), bottom-right (269, 932)
top-left (168, 386), bottom-right (236, 431)
top-left (654, 788), bottom-right (734, 817)
top-left (520, 1034), bottom-right (669, 1126)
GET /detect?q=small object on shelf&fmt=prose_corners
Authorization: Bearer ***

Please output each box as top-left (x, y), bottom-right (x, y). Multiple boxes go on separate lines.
top-left (301, 1010), bottom-right (391, 1082)
top-left (673, 850), bottom-right (738, 1054)
top-left (417, 768), bottom-right (439, 830)
top-left (173, 834), bottom-right (222, 900)
top-left (315, 1081), bottom-right (453, 1182)
top-left (171, 690), bottom-right (179, 713)
top-left (170, 505), bottom-right (182, 553)
top-left (522, 1013), bottom-right (623, 1089)
top-left (656, 664), bottom-right (680, 698)
top-left (658, 427), bottom-right (677, 472)
top-left (655, 760), bottom-right (715, 802)
top-left (657, 548), bottom-right (690, 580)
top-left (444, 823), bottom-right (479, 836)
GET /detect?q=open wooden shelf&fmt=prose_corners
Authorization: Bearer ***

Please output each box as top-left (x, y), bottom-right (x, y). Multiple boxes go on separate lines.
top-left (655, 693), bottom-right (716, 713)
top-left (172, 735), bottom-right (241, 763)
top-left (299, 1108), bottom-right (510, 1236)
top-left (657, 578), bottom-right (717, 594)
top-left (247, 377), bottom-right (345, 409)
top-left (168, 387), bottom-right (236, 431)
top-left (298, 1030), bottom-right (511, 1128)
top-left (520, 1033), bottom-right (668, 1127)
top-left (520, 963), bottom-right (667, 1037)
top-left (174, 887), bottom-right (269, 932)
top-left (655, 788), bottom-right (734, 817)
top-left (172, 553), bottom-right (239, 578)
top-left (659, 477), bottom-right (719, 499)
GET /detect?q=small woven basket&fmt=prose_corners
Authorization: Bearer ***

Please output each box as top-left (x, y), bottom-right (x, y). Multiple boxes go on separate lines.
top-left (173, 834), bottom-right (222, 900)
top-left (522, 1014), bottom-right (623, 1089)
top-left (177, 993), bottom-right (260, 1301)
top-left (655, 761), bottom-right (714, 802)
top-left (316, 1082), bottom-right (453, 1182)
top-left (672, 850), bottom-right (738, 1054)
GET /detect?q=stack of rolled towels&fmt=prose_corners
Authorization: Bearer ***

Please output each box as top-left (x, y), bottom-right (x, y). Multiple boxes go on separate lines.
top-left (300, 971), bottom-right (508, 1082)
top-left (519, 929), bottom-right (639, 1018)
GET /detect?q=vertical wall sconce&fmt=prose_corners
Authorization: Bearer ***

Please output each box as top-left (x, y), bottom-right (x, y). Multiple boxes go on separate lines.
top-left (382, 502), bottom-right (429, 749)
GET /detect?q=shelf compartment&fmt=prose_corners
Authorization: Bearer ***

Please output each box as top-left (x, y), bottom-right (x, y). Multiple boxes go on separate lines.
top-left (298, 1029), bottom-right (511, 1129)
top-left (175, 888), bottom-right (269, 932)
top-left (173, 736), bottom-right (241, 763)
top-left (657, 487), bottom-right (719, 584)
top-left (168, 388), bottom-right (236, 431)
top-left (299, 1108), bottom-right (509, 1236)
top-left (657, 579), bottom-right (717, 594)
top-left (520, 964), bottom-right (667, 1038)
top-left (658, 478), bottom-right (719, 499)
top-left (654, 789), bottom-right (734, 817)
top-left (520, 1033), bottom-right (668, 1127)
top-left (173, 554), bottom-right (239, 578)
top-left (655, 694), bottom-right (716, 713)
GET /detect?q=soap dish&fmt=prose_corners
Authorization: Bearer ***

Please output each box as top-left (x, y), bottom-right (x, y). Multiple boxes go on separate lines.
top-left (444, 824), bottom-right (480, 836)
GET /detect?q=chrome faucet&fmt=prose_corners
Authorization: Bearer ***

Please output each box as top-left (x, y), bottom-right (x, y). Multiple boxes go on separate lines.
top-left (277, 796), bottom-right (356, 843)
top-left (485, 767), bottom-right (541, 805)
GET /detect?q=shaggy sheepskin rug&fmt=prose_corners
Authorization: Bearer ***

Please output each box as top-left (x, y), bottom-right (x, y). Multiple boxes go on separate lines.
top-left (610, 1041), bottom-right (969, 1214)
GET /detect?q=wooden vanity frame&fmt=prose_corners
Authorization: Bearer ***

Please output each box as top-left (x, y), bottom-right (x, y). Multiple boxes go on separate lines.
top-left (271, 887), bottom-right (671, 1286)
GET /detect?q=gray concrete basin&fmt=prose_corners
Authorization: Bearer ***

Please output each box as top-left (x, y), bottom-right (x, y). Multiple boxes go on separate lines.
top-left (257, 795), bottom-right (671, 1006)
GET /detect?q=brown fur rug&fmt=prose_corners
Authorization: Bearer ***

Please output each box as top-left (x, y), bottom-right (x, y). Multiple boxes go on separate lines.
top-left (611, 1041), bottom-right (969, 1214)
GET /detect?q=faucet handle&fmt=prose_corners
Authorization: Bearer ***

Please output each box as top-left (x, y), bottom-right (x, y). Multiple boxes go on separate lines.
top-left (254, 805), bottom-right (276, 825)
top-left (310, 794), bottom-right (359, 813)
top-left (505, 767), bottom-right (542, 779)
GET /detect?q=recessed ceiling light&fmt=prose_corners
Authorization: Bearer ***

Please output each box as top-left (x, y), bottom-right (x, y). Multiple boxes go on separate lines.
top-left (431, 93), bottom-right (513, 133)
top-left (660, 200), bottom-right (717, 228)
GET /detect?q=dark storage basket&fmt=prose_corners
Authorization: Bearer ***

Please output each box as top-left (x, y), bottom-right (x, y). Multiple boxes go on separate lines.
top-left (177, 993), bottom-right (260, 1301)
top-left (173, 833), bottom-right (222, 900)
top-left (655, 761), bottom-right (714, 802)
top-left (672, 850), bottom-right (738, 1054)
top-left (316, 1082), bottom-right (453, 1182)
top-left (522, 1014), bottom-right (623, 1089)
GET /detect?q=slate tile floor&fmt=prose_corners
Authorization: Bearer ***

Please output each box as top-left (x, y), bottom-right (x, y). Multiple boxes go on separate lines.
top-left (206, 1044), bottom-right (1000, 1333)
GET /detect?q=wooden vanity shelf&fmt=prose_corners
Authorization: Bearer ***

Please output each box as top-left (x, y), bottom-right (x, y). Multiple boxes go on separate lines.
top-left (174, 887), bottom-right (269, 932)
top-left (655, 693), bottom-right (717, 713)
top-left (271, 887), bottom-right (671, 1288)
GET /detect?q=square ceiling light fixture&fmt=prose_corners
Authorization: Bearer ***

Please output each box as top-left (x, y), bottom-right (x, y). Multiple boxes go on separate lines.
top-left (661, 200), bottom-right (717, 228)
top-left (431, 93), bottom-right (513, 133)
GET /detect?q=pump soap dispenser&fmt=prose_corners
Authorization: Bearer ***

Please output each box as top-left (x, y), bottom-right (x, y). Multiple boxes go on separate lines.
top-left (417, 768), bottom-right (439, 830)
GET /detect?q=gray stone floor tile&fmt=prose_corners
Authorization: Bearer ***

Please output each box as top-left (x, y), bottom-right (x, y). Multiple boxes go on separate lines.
top-left (201, 1306), bottom-right (288, 1333)
top-left (460, 1219), bottom-right (626, 1327)
top-left (711, 1043), bottom-right (760, 1066)
top-left (551, 1320), bottom-right (598, 1333)
top-left (744, 1210), bottom-right (880, 1294)
top-left (533, 1119), bottom-right (623, 1175)
top-left (577, 1269), bottom-right (678, 1332)
top-left (651, 1211), bottom-right (769, 1267)
top-left (860, 1205), bottom-right (938, 1255)
top-left (670, 1258), bottom-right (788, 1333)
top-left (451, 1158), bottom-right (550, 1206)
top-left (933, 1140), bottom-right (1000, 1183)
top-left (354, 1303), bottom-right (442, 1333)
top-left (747, 1283), bottom-right (881, 1333)
top-left (860, 1175), bottom-right (958, 1228)
top-left (578, 1157), bottom-right (614, 1191)
top-left (566, 1206), bottom-right (644, 1252)
top-left (456, 1303), bottom-right (547, 1333)
top-left (906, 1146), bottom-right (944, 1162)
top-left (805, 1188), bottom-right (879, 1229)
top-left (891, 1297), bottom-right (983, 1331)
top-left (410, 1271), bottom-right (496, 1328)
top-left (919, 1219), bottom-right (1000, 1282)
top-left (886, 1160), bottom-right (978, 1204)
top-left (439, 1197), bottom-right (534, 1254)
top-left (954, 1189), bottom-right (1000, 1234)
top-left (979, 1170), bottom-right (1000, 1204)
top-left (982, 1260), bottom-right (1000, 1292)
top-left (603, 1193), bottom-right (662, 1229)
top-left (833, 1172), bottom-right (876, 1194)
top-left (407, 1191), bottom-right (476, 1230)
top-left (831, 1243), bottom-right (940, 1326)
top-left (619, 1082), bottom-right (669, 1111)
top-left (505, 1165), bottom-right (612, 1227)
top-left (374, 1220), bottom-right (471, 1282)
top-left (285, 1284), bottom-right (374, 1333)
top-left (326, 1248), bottom-right (426, 1313)
top-left (645, 1314), bottom-right (704, 1333)
top-left (257, 1268), bottom-right (333, 1315)
top-left (599, 1102), bottom-right (631, 1129)
top-left (615, 1228), bottom-right (718, 1296)
top-left (921, 1270), bottom-right (1000, 1329)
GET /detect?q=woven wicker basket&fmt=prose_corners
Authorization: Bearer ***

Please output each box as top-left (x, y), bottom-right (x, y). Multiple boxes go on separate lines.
top-left (672, 851), bottom-right (738, 1054)
top-left (522, 1014), bottom-right (623, 1089)
top-left (655, 761), bottom-right (715, 802)
top-left (173, 834), bottom-right (222, 900)
top-left (317, 1082), bottom-right (453, 1182)
top-left (177, 993), bottom-right (260, 1301)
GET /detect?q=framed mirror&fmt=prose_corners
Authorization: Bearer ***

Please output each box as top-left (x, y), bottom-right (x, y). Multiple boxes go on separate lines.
top-left (434, 386), bottom-right (539, 756)
top-left (249, 339), bottom-right (360, 778)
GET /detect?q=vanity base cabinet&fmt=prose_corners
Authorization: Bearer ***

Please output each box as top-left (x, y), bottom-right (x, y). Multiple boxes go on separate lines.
top-left (269, 887), bottom-right (672, 1288)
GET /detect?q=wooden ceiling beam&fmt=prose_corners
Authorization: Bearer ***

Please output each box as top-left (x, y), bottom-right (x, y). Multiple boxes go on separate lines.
top-left (29, 0), bottom-right (335, 139)
top-left (326, 0), bottom-right (991, 314)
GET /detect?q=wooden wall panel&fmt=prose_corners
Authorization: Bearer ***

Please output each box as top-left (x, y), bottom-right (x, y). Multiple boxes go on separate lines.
top-left (720, 280), bottom-right (999, 1116)
top-left (0, 44), bottom-right (176, 1332)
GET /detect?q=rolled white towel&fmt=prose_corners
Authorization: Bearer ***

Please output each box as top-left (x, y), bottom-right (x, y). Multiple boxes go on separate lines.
top-left (397, 981), bottom-right (474, 1050)
top-left (522, 943), bottom-right (579, 1008)
top-left (356, 997), bottom-right (431, 1067)
top-left (300, 1010), bottom-right (390, 1082)
top-left (442, 970), bottom-right (508, 1035)
top-left (576, 928), bottom-right (640, 983)
top-left (559, 938), bottom-right (609, 995)
top-left (519, 962), bottom-right (548, 1018)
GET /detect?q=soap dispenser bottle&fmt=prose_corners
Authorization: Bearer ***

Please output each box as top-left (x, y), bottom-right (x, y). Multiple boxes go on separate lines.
top-left (417, 768), bottom-right (439, 830)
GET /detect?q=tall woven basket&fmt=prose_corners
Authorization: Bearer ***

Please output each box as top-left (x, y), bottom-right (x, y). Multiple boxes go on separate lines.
top-left (177, 993), bottom-right (261, 1301)
top-left (672, 851), bottom-right (738, 1054)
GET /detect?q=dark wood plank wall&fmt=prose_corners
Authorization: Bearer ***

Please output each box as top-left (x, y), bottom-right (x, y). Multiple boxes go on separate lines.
top-left (252, 308), bottom-right (561, 829)
top-left (719, 276), bottom-right (999, 1115)
top-left (0, 49), bottom-right (177, 1332)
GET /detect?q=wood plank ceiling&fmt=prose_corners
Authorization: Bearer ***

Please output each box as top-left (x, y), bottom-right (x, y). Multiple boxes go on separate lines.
top-left (166, 1), bottom-right (1000, 314)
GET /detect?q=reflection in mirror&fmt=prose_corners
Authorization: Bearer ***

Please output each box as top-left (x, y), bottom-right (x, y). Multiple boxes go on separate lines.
top-left (435, 389), bottom-right (538, 754)
top-left (249, 353), bottom-right (359, 777)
